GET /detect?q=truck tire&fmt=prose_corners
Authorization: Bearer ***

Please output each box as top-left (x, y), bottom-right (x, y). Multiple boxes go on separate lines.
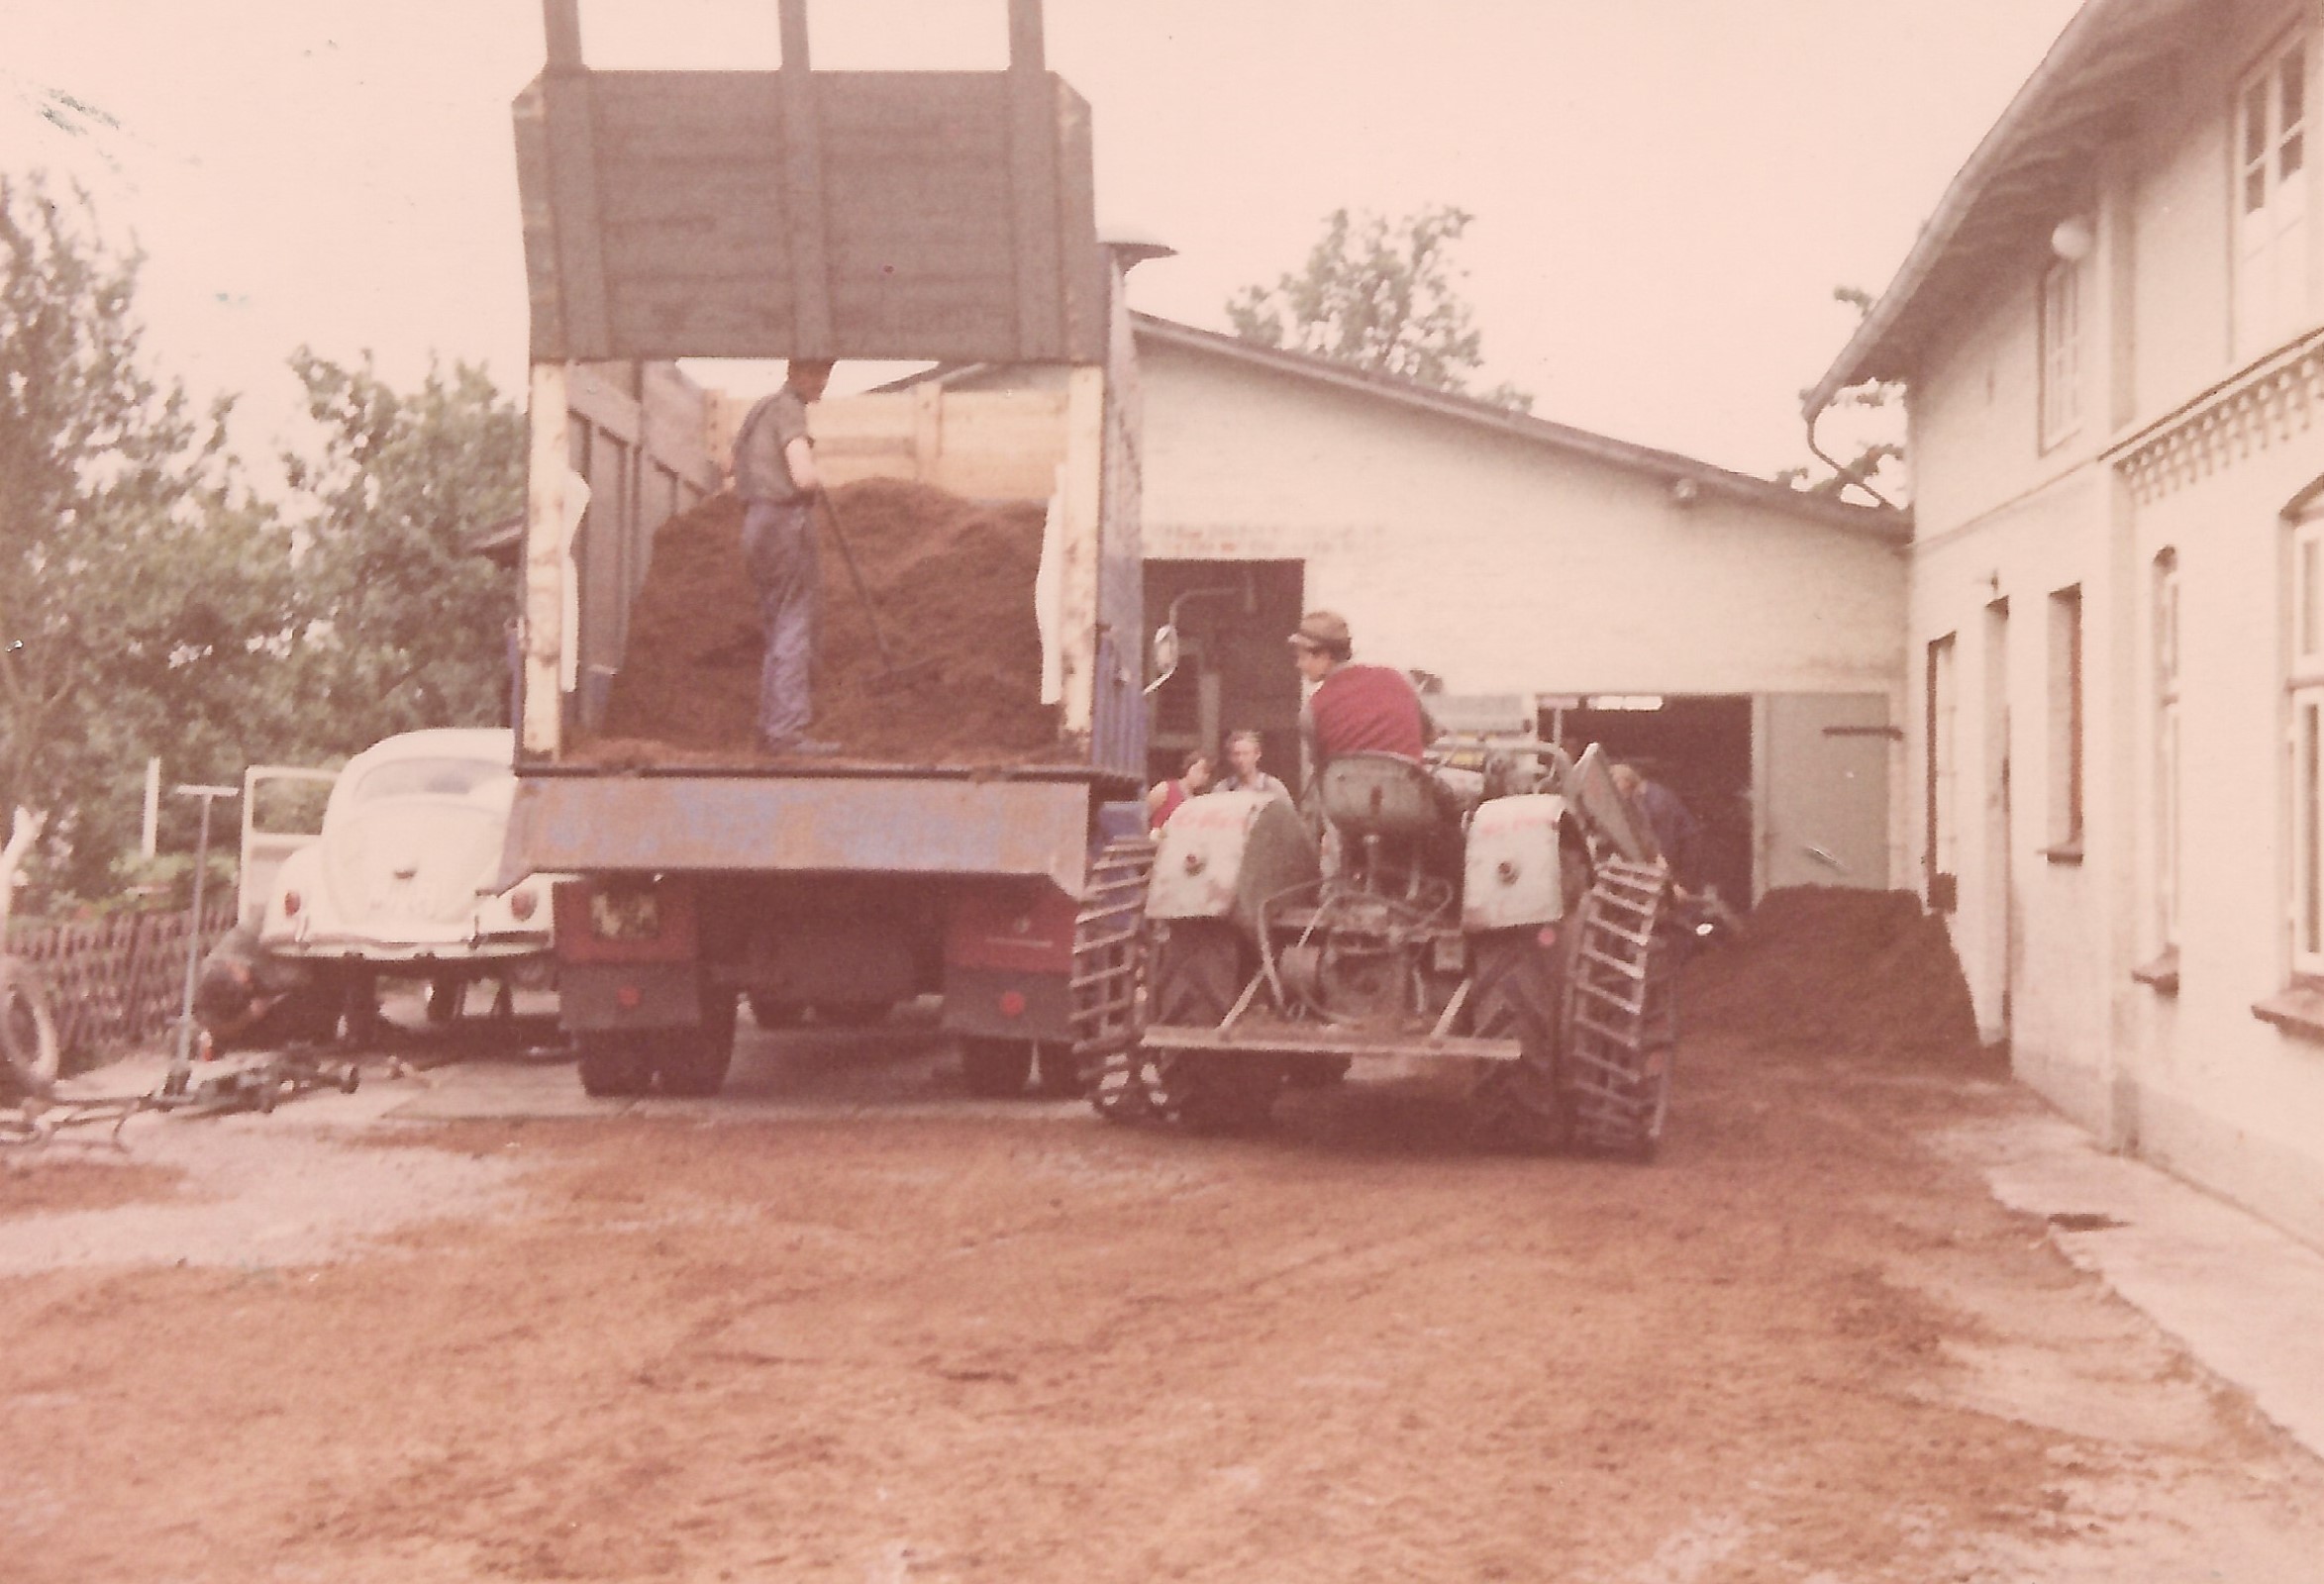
top-left (748, 992), bottom-right (804, 1029)
top-left (1468, 928), bottom-right (1568, 1151)
top-left (657, 991), bottom-right (739, 1097)
top-left (1034, 1042), bottom-right (1084, 1097)
top-left (575, 1032), bottom-right (651, 1097)
top-left (960, 1038), bottom-right (1034, 1097)
top-left (1149, 919), bottom-right (1278, 1134)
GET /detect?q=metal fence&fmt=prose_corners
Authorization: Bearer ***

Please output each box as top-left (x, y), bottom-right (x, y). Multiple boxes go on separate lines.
top-left (5, 900), bottom-right (236, 1061)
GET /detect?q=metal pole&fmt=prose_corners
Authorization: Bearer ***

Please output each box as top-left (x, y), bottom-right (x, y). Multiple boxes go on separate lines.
top-left (167, 785), bottom-right (239, 1078)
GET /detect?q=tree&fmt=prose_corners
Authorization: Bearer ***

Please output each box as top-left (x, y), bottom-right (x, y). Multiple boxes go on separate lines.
top-left (0, 172), bottom-right (298, 903)
top-left (1777, 285), bottom-right (1907, 505)
top-left (1227, 204), bottom-right (1534, 413)
top-left (279, 351), bottom-right (524, 753)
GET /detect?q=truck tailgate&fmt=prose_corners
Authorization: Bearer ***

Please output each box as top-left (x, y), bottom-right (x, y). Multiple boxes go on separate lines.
top-left (498, 772), bottom-right (1095, 890)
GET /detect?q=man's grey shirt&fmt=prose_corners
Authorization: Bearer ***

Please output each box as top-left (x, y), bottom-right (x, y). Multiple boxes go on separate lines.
top-left (733, 388), bottom-right (812, 503)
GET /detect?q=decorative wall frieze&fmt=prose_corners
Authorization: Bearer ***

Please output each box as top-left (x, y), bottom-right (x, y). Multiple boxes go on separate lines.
top-left (2115, 333), bottom-right (2324, 505)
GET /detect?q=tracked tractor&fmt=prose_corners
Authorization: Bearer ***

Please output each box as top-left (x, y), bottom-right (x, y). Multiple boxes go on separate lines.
top-left (1094, 743), bottom-right (1679, 1156)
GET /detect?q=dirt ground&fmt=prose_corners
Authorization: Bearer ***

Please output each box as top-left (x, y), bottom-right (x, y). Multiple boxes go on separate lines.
top-left (5, 1004), bottom-right (2324, 1581)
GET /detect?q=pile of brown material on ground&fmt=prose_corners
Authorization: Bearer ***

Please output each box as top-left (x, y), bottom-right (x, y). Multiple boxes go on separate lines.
top-left (591, 478), bottom-right (1063, 765)
top-left (1681, 885), bottom-right (1985, 1064)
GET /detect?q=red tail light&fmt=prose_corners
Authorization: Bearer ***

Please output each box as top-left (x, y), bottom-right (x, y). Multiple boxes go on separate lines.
top-left (509, 888), bottom-right (539, 922)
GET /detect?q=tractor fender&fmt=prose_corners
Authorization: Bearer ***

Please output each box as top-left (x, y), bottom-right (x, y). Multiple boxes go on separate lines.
top-left (1463, 793), bottom-right (1568, 933)
top-left (1146, 790), bottom-right (1320, 936)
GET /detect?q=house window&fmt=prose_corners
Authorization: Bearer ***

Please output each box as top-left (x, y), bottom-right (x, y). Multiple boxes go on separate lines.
top-left (1927, 634), bottom-right (1959, 910)
top-left (2291, 517), bottom-right (2324, 975)
top-left (2155, 550), bottom-right (2180, 950)
top-left (2040, 257), bottom-right (2083, 447)
top-left (2238, 31), bottom-right (2313, 358)
top-left (2047, 586), bottom-right (2084, 856)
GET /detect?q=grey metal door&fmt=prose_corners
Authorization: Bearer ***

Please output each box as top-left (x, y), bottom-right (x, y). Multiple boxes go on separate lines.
top-left (1757, 693), bottom-right (1893, 893)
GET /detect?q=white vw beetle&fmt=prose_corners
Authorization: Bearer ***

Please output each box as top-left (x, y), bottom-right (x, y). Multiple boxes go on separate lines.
top-left (251, 728), bottom-right (552, 1025)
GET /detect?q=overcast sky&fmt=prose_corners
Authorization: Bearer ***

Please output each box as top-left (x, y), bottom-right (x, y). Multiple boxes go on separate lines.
top-left (3, 0), bottom-right (2086, 478)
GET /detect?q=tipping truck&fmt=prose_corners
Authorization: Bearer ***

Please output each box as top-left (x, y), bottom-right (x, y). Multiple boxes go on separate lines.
top-left (1096, 742), bottom-right (1683, 1157)
top-left (494, 0), bottom-right (1158, 1099)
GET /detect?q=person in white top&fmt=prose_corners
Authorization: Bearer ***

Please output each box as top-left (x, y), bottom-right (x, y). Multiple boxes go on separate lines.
top-left (1214, 730), bottom-right (1292, 803)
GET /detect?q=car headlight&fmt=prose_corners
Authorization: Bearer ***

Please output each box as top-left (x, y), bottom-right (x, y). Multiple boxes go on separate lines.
top-left (282, 890), bottom-right (302, 918)
top-left (509, 888), bottom-right (539, 923)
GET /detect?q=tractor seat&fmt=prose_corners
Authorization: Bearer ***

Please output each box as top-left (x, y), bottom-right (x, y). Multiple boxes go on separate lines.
top-left (1318, 752), bottom-right (1443, 840)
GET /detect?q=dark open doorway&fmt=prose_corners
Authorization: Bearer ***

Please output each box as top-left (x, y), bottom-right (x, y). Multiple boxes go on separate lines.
top-left (1143, 560), bottom-right (1305, 791)
top-left (1545, 694), bottom-right (1756, 902)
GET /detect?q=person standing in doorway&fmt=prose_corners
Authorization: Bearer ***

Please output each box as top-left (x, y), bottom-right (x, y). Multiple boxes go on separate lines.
top-left (1148, 748), bottom-right (1213, 831)
top-left (1215, 729), bottom-right (1292, 803)
top-left (732, 357), bottom-right (838, 755)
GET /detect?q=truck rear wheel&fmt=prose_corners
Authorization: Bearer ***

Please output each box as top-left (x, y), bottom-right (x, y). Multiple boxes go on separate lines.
top-left (1148, 919), bottom-right (1278, 1134)
top-left (657, 989), bottom-right (739, 1097)
top-left (1034, 1042), bottom-right (1084, 1097)
top-left (960, 1038), bottom-right (1034, 1097)
top-left (576, 1032), bottom-right (651, 1097)
top-left (747, 992), bottom-right (803, 1029)
top-left (1468, 928), bottom-right (1568, 1151)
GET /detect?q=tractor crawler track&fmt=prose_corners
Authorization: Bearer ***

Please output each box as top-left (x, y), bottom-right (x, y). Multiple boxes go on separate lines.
top-left (1563, 858), bottom-right (1678, 1158)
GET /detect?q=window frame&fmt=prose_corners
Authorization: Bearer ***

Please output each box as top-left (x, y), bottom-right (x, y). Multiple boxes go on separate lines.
top-left (2235, 27), bottom-right (2315, 359)
top-left (2045, 586), bottom-right (2085, 860)
top-left (2154, 549), bottom-right (2181, 953)
top-left (2039, 254), bottom-right (2083, 450)
top-left (1927, 634), bottom-right (1960, 910)
top-left (2289, 517), bottom-right (2324, 978)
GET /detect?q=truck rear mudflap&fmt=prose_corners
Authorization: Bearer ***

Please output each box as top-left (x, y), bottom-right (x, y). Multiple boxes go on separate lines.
top-left (1140, 1021), bottom-right (1522, 1063)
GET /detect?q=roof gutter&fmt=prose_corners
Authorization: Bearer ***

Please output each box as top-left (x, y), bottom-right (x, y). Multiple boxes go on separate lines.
top-left (1801, 0), bottom-right (2134, 415)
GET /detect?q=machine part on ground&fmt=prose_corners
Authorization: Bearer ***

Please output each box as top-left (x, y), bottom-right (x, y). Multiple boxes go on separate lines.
top-left (1561, 858), bottom-right (1679, 1159)
top-left (426, 973), bottom-right (465, 1025)
top-left (960, 1037), bottom-right (1035, 1097)
top-left (0, 956), bottom-right (61, 1104)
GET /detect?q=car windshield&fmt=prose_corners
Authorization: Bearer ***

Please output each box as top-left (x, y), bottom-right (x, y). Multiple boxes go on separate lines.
top-left (348, 756), bottom-right (505, 804)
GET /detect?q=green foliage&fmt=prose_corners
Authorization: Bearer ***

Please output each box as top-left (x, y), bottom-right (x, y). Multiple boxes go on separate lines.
top-left (0, 172), bottom-right (299, 903)
top-left (1227, 205), bottom-right (1534, 413)
top-left (102, 848), bottom-right (238, 916)
top-left (0, 173), bottom-right (523, 912)
top-left (278, 349), bottom-right (522, 755)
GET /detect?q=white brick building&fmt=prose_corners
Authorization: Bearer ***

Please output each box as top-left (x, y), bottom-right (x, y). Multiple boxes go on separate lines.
top-left (1809, 0), bottom-right (2324, 1246)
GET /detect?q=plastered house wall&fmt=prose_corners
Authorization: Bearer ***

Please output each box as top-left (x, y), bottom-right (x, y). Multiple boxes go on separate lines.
top-left (1136, 343), bottom-right (1907, 704)
top-left (1898, 0), bottom-right (2324, 1247)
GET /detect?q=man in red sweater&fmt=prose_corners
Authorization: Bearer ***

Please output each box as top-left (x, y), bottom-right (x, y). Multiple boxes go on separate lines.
top-left (1290, 610), bottom-right (1438, 783)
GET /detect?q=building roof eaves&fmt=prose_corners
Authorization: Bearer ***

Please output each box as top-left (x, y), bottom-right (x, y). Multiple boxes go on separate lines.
top-left (1804, 0), bottom-right (2201, 415)
top-left (1128, 314), bottom-right (1906, 542)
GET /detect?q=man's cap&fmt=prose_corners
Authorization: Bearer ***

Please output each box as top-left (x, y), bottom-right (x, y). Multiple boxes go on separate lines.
top-left (1289, 610), bottom-right (1352, 652)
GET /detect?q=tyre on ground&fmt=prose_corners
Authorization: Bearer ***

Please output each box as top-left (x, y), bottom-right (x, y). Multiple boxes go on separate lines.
top-left (1148, 918), bottom-right (1279, 1133)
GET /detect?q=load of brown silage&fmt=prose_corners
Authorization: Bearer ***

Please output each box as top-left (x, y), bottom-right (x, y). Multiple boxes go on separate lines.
top-left (1681, 886), bottom-right (1986, 1064)
top-left (588, 478), bottom-right (1063, 765)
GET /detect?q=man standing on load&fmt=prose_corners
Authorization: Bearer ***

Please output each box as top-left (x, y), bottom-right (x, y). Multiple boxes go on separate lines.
top-left (732, 358), bottom-right (838, 756)
top-left (1289, 610), bottom-right (1438, 784)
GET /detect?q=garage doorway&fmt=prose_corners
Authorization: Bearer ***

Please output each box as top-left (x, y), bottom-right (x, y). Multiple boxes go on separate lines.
top-left (1144, 560), bottom-right (1305, 789)
top-left (1546, 695), bottom-right (1754, 903)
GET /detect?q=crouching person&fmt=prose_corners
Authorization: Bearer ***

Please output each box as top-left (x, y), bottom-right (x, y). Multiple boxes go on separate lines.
top-left (193, 925), bottom-right (338, 1056)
